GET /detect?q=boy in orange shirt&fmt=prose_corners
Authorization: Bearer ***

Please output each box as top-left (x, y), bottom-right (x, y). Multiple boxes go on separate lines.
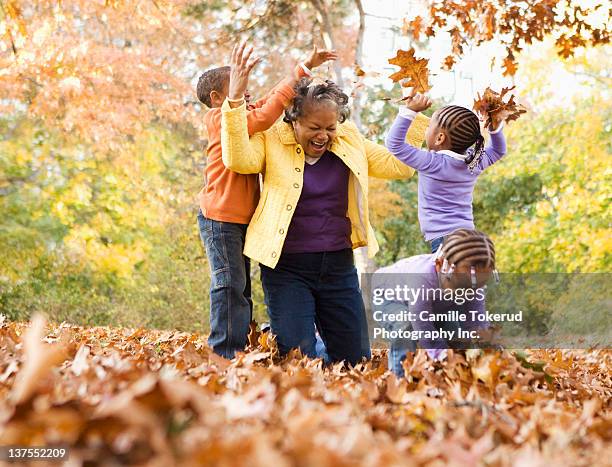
top-left (196, 42), bottom-right (337, 358)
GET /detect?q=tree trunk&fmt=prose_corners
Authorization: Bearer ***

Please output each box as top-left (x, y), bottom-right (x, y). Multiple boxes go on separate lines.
top-left (310, 0), bottom-right (376, 286)
top-left (352, 0), bottom-right (376, 282)
top-left (350, 0), bottom-right (366, 134)
top-left (310, 0), bottom-right (345, 88)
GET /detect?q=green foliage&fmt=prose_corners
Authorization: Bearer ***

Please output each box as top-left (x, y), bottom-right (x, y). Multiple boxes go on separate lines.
top-left (374, 178), bottom-right (424, 264)
top-left (0, 117), bottom-right (212, 331)
top-left (475, 98), bottom-right (611, 272)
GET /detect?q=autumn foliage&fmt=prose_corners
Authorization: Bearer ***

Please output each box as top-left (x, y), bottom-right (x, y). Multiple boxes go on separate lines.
top-left (473, 87), bottom-right (527, 130)
top-left (403, 0), bottom-right (611, 75)
top-left (1, 2), bottom-right (610, 464)
top-left (0, 314), bottom-right (610, 465)
top-left (387, 48), bottom-right (432, 93)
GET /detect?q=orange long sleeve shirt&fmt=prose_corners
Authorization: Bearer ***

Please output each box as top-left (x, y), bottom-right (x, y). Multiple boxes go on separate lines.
top-left (198, 69), bottom-right (307, 224)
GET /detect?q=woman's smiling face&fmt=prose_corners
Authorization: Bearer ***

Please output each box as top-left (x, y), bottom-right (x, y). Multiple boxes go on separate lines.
top-left (293, 101), bottom-right (338, 158)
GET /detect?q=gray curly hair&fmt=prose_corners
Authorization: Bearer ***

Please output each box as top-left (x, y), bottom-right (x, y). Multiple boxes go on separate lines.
top-left (283, 78), bottom-right (350, 124)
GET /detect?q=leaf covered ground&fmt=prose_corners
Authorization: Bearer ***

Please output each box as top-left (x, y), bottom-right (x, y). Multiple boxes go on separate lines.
top-left (0, 314), bottom-right (610, 466)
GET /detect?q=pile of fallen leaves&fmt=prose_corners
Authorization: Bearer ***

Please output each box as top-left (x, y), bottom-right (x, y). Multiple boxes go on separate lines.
top-left (0, 314), bottom-right (610, 466)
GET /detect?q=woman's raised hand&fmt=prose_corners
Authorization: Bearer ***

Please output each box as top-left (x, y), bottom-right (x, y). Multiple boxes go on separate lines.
top-left (228, 41), bottom-right (262, 103)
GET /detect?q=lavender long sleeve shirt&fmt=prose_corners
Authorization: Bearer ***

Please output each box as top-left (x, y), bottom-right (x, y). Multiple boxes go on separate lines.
top-left (385, 113), bottom-right (507, 241)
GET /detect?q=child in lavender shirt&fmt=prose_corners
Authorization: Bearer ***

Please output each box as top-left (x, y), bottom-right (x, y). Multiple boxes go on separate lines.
top-left (371, 229), bottom-right (497, 375)
top-left (385, 93), bottom-right (507, 252)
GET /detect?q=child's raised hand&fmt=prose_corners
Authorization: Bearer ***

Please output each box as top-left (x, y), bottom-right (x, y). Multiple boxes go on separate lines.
top-left (404, 91), bottom-right (432, 113)
top-left (303, 45), bottom-right (338, 70)
top-left (228, 41), bottom-right (262, 103)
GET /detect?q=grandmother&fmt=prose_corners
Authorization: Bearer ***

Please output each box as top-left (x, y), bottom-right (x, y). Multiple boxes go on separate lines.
top-left (221, 76), bottom-right (429, 364)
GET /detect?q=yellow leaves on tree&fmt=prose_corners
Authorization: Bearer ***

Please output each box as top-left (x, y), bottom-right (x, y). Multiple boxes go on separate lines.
top-left (388, 47), bottom-right (432, 93)
top-left (368, 178), bottom-right (402, 227)
top-left (473, 86), bottom-right (526, 130)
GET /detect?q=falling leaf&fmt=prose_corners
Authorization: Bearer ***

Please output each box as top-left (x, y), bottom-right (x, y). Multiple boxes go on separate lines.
top-left (404, 1), bottom-right (608, 77)
top-left (408, 16), bottom-right (424, 41)
top-left (388, 48), bottom-right (432, 93)
top-left (443, 55), bottom-right (456, 70)
top-left (502, 56), bottom-right (518, 76)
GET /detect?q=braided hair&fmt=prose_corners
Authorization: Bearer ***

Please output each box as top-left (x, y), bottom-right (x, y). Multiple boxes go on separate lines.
top-left (441, 229), bottom-right (495, 270)
top-left (435, 105), bottom-right (485, 172)
top-left (284, 78), bottom-right (350, 124)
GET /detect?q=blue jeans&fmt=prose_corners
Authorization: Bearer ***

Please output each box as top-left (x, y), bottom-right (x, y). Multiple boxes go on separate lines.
top-left (260, 249), bottom-right (371, 365)
top-left (197, 211), bottom-right (252, 359)
top-left (382, 301), bottom-right (418, 376)
top-left (430, 236), bottom-right (445, 253)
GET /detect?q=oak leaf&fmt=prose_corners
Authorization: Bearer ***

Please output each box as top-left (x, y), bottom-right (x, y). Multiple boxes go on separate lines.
top-left (405, 16), bottom-right (424, 41)
top-left (388, 48), bottom-right (432, 92)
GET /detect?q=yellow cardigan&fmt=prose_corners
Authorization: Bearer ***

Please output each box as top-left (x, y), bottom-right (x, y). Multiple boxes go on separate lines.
top-left (220, 100), bottom-right (429, 268)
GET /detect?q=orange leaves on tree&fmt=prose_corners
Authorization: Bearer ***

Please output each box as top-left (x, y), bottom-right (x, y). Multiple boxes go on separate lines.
top-left (473, 86), bottom-right (527, 130)
top-left (0, 1), bottom-right (214, 146)
top-left (408, 0), bottom-right (611, 76)
top-left (3, 0), bottom-right (27, 37)
top-left (388, 47), bottom-right (432, 93)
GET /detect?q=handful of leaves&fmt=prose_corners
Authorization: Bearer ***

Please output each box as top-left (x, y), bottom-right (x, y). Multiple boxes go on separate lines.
top-left (473, 86), bottom-right (527, 129)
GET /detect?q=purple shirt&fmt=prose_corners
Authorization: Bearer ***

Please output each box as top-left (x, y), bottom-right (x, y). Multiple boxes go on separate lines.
top-left (282, 151), bottom-right (351, 254)
top-left (374, 254), bottom-right (488, 359)
top-left (385, 115), bottom-right (507, 241)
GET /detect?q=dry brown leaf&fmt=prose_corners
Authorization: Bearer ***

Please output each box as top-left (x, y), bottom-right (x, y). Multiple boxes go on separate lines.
top-left (0, 317), bottom-right (609, 465)
top-left (473, 86), bottom-right (527, 129)
top-left (388, 48), bottom-right (432, 93)
top-left (10, 314), bottom-right (69, 405)
top-left (443, 55), bottom-right (456, 70)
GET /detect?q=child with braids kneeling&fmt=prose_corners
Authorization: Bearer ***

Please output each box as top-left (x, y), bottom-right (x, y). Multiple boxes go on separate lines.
top-left (372, 229), bottom-right (498, 373)
top-left (385, 93), bottom-right (507, 253)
